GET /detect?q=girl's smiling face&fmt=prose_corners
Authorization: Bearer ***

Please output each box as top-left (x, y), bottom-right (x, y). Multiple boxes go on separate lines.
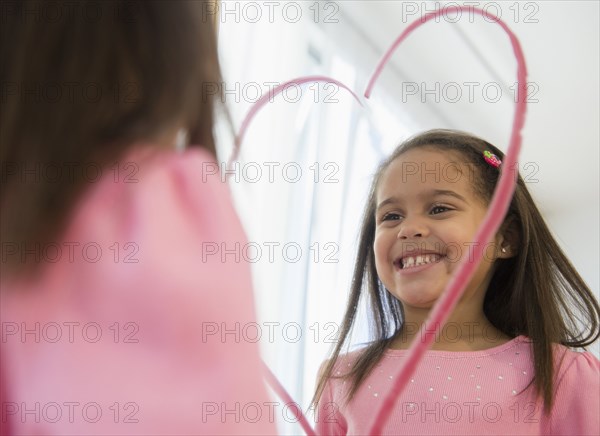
top-left (374, 147), bottom-right (506, 311)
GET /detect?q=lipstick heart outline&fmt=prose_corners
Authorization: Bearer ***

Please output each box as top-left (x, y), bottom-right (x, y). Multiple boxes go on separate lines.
top-left (230, 5), bottom-right (527, 435)
top-left (365, 6), bottom-right (526, 435)
top-left (228, 75), bottom-right (363, 168)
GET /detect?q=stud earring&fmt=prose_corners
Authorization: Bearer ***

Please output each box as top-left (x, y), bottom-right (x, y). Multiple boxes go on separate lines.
top-left (501, 247), bottom-right (507, 254)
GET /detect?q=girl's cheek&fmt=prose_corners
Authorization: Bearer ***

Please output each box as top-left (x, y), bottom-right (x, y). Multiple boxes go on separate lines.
top-left (373, 236), bottom-right (383, 265)
top-left (445, 242), bottom-right (462, 264)
top-left (373, 231), bottom-right (387, 263)
top-left (373, 232), bottom-right (394, 291)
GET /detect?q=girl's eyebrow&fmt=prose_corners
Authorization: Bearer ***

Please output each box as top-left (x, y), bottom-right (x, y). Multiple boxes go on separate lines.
top-left (428, 189), bottom-right (468, 203)
top-left (376, 190), bottom-right (467, 211)
top-left (376, 197), bottom-right (397, 211)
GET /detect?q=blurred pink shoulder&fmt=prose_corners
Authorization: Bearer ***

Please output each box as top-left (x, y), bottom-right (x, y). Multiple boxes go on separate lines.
top-left (1, 145), bottom-right (275, 435)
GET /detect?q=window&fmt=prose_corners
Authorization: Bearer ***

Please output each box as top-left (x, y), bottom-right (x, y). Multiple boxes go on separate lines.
top-left (216, 5), bottom-right (431, 433)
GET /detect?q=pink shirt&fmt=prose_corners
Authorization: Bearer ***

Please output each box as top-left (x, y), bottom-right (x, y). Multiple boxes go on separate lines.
top-left (1, 146), bottom-right (276, 435)
top-left (315, 336), bottom-right (600, 435)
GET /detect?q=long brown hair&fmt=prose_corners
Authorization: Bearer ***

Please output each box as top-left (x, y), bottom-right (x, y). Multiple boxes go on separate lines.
top-left (1, 0), bottom-right (225, 277)
top-left (312, 129), bottom-right (600, 412)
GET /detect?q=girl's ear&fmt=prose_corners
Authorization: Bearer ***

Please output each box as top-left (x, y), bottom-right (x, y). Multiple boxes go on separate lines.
top-left (497, 216), bottom-right (520, 259)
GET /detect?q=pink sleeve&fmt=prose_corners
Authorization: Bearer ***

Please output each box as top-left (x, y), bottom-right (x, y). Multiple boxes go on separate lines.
top-left (1, 146), bottom-right (275, 435)
top-left (545, 351), bottom-right (600, 435)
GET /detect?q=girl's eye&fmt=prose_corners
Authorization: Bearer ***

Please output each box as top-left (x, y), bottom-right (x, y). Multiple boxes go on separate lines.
top-left (382, 213), bottom-right (401, 221)
top-left (430, 205), bottom-right (451, 215)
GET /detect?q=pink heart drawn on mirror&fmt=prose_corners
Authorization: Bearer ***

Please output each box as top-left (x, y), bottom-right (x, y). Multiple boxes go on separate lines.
top-left (231, 5), bottom-right (527, 435)
top-left (228, 75), bottom-right (363, 168)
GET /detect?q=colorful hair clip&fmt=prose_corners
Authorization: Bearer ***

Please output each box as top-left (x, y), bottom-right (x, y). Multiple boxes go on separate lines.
top-left (483, 150), bottom-right (502, 168)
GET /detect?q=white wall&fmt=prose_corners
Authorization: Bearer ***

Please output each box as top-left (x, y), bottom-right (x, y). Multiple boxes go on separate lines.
top-left (217, 1), bottom-right (600, 432)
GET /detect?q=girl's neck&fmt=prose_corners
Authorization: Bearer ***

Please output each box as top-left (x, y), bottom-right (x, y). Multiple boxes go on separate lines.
top-left (389, 308), bottom-right (513, 352)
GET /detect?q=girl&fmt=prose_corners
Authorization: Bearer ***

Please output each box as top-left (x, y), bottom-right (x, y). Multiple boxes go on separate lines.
top-left (1, 1), bottom-right (274, 434)
top-left (313, 129), bottom-right (600, 435)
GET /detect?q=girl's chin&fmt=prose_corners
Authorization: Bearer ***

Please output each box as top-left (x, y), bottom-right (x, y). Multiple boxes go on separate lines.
top-left (401, 300), bottom-right (437, 310)
top-left (389, 291), bottom-right (440, 309)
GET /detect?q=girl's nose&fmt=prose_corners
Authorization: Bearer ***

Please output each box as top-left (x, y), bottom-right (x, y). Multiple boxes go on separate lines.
top-left (396, 218), bottom-right (427, 239)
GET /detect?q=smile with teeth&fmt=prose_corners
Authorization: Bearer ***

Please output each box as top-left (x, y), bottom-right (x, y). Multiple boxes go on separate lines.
top-left (397, 254), bottom-right (443, 269)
